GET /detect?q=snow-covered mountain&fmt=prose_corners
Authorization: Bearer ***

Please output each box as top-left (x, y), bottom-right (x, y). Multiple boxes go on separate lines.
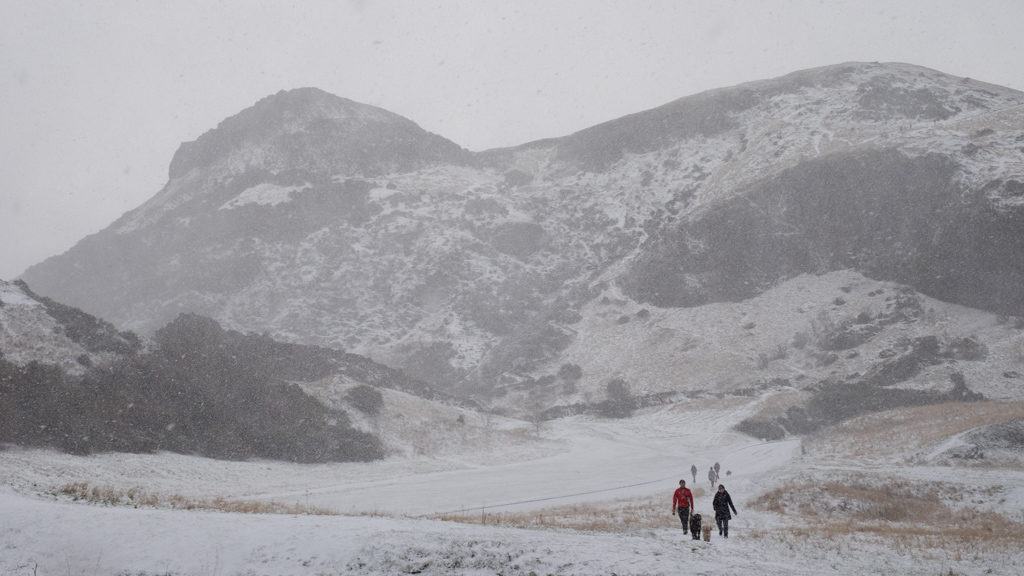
top-left (20, 62), bottom-right (1024, 408)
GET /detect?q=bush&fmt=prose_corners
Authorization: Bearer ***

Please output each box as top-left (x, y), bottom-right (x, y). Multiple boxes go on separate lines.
top-left (734, 418), bottom-right (786, 440)
top-left (347, 384), bottom-right (384, 415)
top-left (558, 363), bottom-right (582, 382)
top-left (600, 378), bottom-right (635, 418)
top-left (791, 331), bottom-right (810, 349)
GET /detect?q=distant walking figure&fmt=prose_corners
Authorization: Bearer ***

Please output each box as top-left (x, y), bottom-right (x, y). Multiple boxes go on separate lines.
top-left (672, 479), bottom-right (694, 533)
top-left (690, 464), bottom-right (698, 483)
top-left (712, 484), bottom-right (738, 538)
top-left (708, 467), bottom-right (716, 490)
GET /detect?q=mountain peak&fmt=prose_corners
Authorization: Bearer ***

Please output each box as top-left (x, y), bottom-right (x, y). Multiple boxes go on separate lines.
top-left (245, 87), bottom-right (407, 126)
top-left (167, 87), bottom-right (469, 179)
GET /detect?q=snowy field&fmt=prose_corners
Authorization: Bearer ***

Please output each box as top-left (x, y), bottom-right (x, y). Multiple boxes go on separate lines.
top-left (2, 398), bottom-right (1023, 576)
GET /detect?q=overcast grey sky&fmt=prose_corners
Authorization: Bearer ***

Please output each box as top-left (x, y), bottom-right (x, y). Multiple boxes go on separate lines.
top-left (2, 0), bottom-right (1023, 280)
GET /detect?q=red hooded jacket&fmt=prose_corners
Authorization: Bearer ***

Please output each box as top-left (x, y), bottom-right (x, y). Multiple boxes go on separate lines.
top-left (673, 486), bottom-right (694, 510)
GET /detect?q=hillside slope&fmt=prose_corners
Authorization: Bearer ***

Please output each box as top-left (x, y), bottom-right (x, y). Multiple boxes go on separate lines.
top-left (20, 62), bottom-right (1024, 404)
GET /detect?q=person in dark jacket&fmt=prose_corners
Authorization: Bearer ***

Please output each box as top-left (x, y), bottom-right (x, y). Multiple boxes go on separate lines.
top-left (712, 484), bottom-right (738, 538)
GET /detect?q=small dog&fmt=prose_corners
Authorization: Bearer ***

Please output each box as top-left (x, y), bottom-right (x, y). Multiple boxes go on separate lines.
top-left (702, 523), bottom-right (712, 542)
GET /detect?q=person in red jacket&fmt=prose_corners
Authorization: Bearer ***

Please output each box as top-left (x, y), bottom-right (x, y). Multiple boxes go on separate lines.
top-left (672, 479), bottom-right (695, 533)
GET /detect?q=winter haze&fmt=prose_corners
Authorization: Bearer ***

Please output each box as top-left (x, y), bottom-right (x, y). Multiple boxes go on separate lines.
top-left (2, 2), bottom-right (1024, 576)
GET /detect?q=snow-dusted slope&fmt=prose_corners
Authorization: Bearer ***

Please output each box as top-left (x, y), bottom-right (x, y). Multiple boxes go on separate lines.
top-left (0, 281), bottom-right (83, 373)
top-left (0, 279), bottom-right (137, 374)
top-left (19, 62), bottom-right (1024, 403)
top-left (1, 394), bottom-right (1021, 575)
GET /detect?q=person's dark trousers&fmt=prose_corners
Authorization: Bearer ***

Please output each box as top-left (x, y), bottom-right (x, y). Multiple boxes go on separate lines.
top-left (677, 508), bottom-right (690, 532)
top-left (717, 517), bottom-right (729, 537)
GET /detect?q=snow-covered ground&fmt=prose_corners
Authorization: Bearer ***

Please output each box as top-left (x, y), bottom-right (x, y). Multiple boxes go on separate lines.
top-left (3, 397), bottom-right (1022, 576)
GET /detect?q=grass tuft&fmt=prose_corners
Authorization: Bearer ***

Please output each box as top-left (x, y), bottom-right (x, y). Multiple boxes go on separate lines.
top-left (55, 481), bottom-right (336, 515)
top-left (430, 488), bottom-right (712, 533)
top-left (748, 477), bottom-right (1024, 549)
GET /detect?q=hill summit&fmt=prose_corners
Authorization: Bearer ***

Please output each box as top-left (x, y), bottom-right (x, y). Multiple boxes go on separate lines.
top-left (169, 87), bottom-right (471, 179)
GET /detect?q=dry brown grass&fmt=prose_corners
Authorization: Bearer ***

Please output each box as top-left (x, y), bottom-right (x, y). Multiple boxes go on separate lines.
top-left (748, 477), bottom-right (1024, 549)
top-left (433, 498), bottom-right (664, 532)
top-left (430, 487), bottom-right (713, 532)
top-left (802, 400), bottom-right (1024, 462)
top-left (432, 474), bottom-right (1023, 562)
top-left (55, 481), bottom-right (337, 515)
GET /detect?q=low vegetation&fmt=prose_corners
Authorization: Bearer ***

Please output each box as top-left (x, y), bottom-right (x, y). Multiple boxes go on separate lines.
top-left (0, 313), bottom-right (383, 462)
top-left (430, 492), bottom-right (690, 532)
top-left (748, 476), bottom-right (1024, 549)
top-left (55, 481), bottom-right (336, 515)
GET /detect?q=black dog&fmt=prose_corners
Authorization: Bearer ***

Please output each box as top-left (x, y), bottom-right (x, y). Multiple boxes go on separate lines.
top-left (689, 513), bottom-right (702, 540)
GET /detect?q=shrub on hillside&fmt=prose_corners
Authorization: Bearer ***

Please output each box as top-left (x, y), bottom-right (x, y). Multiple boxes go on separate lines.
top-left (599, 378), bottom-right (635, 418)
top-left (558, 363), bottom-right (582, 382)
top-left (347, 384), bottom-right (384, 415)
top-left (0, 314), bottom-right (385, 463)
top-left (735, 418), bottom-right (786, 441)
